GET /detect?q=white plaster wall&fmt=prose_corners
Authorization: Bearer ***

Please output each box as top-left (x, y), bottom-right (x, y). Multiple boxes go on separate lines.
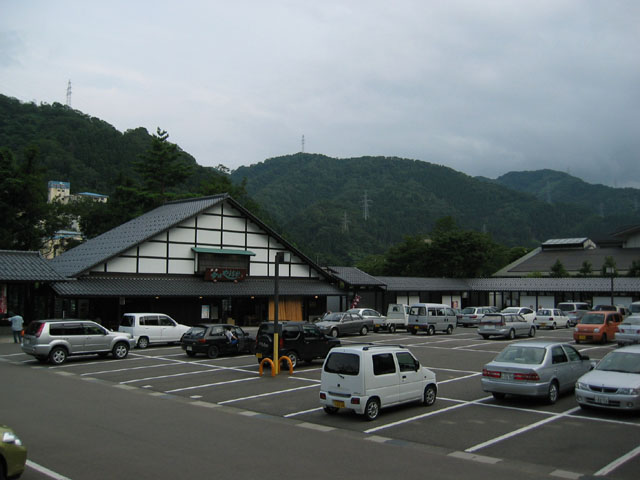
top-left (169, 228), bottom-right (195, 243)
top-left (169, 243), bottom-right (193, 258)
top-left (222, 231), bottom-right (246, 246)
top-left (107, 257), bottom-right (137, 273)
top-left (169, 259), bottom-right (195, 274)
top-left (196, 229), bottom-right (220, 245)
top-left (250, 263), bottom-right (268, 276)
top-left (138, 258), bottom-right (166, 274)
top-left (197, 213), bottom-right (221, 229)
top-left (247, 233), bottom-right (269, 248)
top-left (139, 242), bottom-right (166, 257)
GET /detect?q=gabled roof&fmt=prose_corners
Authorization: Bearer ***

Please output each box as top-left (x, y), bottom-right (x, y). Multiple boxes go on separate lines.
top-left (49, 194), bottom-right (332, 281)
top-left (0, 250), bottom-right (67, 282)
top-left (327, 266), bottom-right (385, 287)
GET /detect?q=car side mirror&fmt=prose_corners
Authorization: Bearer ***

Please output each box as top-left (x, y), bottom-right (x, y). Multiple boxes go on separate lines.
top-left (414, 360), bottom-right (420, 371)
top-left (589, 360), bottom-right (597, 370)
top-left (581, 353), bottom-right (590, 361)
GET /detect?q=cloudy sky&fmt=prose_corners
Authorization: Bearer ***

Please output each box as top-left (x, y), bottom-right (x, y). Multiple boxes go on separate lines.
top-left (1, 1), bottom-right (639, 186)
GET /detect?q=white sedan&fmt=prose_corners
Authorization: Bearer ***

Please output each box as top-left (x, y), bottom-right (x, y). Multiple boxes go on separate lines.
top-left (534, 308), bottom-right (570, 329)
top-left (501, 307), bottom-right (536, 323)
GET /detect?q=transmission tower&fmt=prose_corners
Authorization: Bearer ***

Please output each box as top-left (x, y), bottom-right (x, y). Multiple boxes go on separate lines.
top-left (361, 191), bottom-right (372, 220)
top-left (66, 80), bottom-right (72, 107)
top-left (341, 211), bottom-right (350, 233)
top-left (301, 134), bottom-right (305, 153)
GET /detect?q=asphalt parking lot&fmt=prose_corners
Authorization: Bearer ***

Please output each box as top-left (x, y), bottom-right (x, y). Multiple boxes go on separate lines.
top-left (2, 325), bottom-right (640, 479)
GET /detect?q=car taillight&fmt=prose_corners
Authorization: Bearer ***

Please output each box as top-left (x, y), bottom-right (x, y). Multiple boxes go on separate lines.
top-left (319, 392), bottom-right (326, 400)
top-left (514, 372), bottom-right (540, 381)
top-left (279, 337), bottom-right (283, 348)
top-left (198, 338), bottom-right (206, 343)
top-left (482, 369), bottom-right (501, 378)
top-left (350, 397), bottom-right (361, 405)
top-left (470, 315), bottom-right (477, 319)
top-left (35, 323), bottom-right (45, 338)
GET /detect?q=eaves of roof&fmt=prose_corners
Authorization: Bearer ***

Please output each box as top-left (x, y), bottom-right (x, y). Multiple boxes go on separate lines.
top-left (0, 250), bottom-right (67, 282)
top-left (468, 277), bottom-right (640, 292)
top-left (327, 266), bottom-right (385, 287)
top-left (52, 276), bottom-right (344, 297)
top-left (376, 276), bottom-right (471, 291)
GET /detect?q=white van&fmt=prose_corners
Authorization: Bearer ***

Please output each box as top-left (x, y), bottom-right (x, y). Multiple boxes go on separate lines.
top-left (408, 303), bottom-right (457, 335)
top-left (118, 313), bottom-right (190, 349)
top-left (319, 345), bottom-right (437, 420)
top-left (383, 304), bottom-right (409, 332)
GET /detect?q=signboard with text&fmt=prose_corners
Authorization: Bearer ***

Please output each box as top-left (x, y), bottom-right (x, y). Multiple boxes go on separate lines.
top-left (204, 268), bottom-right (247, 282)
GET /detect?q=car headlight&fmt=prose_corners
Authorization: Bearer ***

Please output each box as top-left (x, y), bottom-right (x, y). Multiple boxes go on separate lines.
top-left (574, 327), bottom-right (579, 332)
top-left (576, 382), bottom-right (588, 390)
top-left (593, 328), bottom-right (599, 333)
top-left (617, 388), bottom-right (639, 395)
top-left (2, 431), bottom-right (22, 446)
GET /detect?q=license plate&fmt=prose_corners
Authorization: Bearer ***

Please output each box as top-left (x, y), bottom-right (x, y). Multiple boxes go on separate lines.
top-left (332, 400), bottom-right (345, 408)
top-left (595, 395), bottom-right (609, 405)
top-left (186, 346), bottom-right (193, 351)
top-left (256, 353), bottom-right (263, 359)
top-left (540, 323), bottom-right (547, 327)
top-left (375, 324), bottom-right (381, 328)
top-left (485, 325), bottom-right (495, 329)
top-left (579, 335), bottom-right (586, 340)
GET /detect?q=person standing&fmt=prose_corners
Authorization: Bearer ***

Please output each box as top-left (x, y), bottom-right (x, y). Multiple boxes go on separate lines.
top-left (9, 312), bottom-right (24, 344)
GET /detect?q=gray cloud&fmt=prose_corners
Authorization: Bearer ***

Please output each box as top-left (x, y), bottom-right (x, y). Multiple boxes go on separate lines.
top-left (1, 0), bottom-right (638, 186)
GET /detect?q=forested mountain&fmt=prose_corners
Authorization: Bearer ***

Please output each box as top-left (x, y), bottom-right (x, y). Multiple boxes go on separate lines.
top-left (231, 154), bottom-right (640, 265)
top-left (3, 92), bottom-right (640, 267)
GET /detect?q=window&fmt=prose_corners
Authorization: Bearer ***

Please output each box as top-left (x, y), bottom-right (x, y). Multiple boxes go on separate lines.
top-left (50, 324), bottom-right (84, 336)
top-left (120, 315), bottom-right (134, 327)
top-left (159, 316), bottom-right (175, 326)
top-left (282, 326), bottom-right (300, 340)
top-left (410, 306), bottom-right (426, 316)
top-left (84, 324), bottom-right (105, 335)
top-left (396, 352), bottom-right (417, 372)
top-left (373, 353), bottom-right (396, 375)
top-left (551, 346), bottom-right (568, 364)
top-left (141, 316), bottom-right (159, 326)
top-left (324, 352), bottom-right (360, 375)
top-left (564, 346), bottom-right (582, 362)
top-left (303, 325), bottom-right (321, 339)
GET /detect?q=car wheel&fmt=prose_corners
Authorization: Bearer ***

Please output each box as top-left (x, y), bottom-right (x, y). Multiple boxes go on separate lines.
top-left (207, 345), bottom-right (219, 359)
top-left (137, 336), bottom-right (149, 349)
top-left (507, 329), bottom-right (516, 340)
top-left (427, 325), bottom-right (435, 336)
top-left (285, 351), bottom-right (298, 368)
top-left (547, 380), bottom-right (559, 404)
top-left (529, 327), bottom-right (536, 337)
top-left (112, 342), bottom-right (129, 360)
top-left (360, 325), bottom-right (368, 336)
top-left (389, 324), bottom-right (396, 334)
top-left (373, 327), bottom-right (379, 333)
top-left (410, 329), bottom-right (417, 335)
top-left (446, 325), bottom-right (453, 335)
top-left (423, 384), bottom-right (437, 406)
top-left (492, 392), bottom-right (506, 400)
top-left (323, 406), bottom-right (339, 414)
top-left (49, 346), bottom-right (67, 365)
top-left (551, 323), bottom-right (556, 330)
top-left (186, 351), bottom-right (197, 357)
top-left (601, 333), bottom-right (608, 344)
top-left (330, 328), bottom-right (339, 338)
top-left (481, 334), bottom-right (489, 340)
top-left (364, 398), bottom-right (380, 421)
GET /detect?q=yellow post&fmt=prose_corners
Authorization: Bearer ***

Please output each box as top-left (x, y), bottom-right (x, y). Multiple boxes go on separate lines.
top-left (273, 332), bottom-right (279, 375)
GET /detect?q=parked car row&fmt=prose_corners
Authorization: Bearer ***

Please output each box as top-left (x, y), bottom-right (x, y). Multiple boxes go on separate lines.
top-left (482, 341), bottom-right (640, 411)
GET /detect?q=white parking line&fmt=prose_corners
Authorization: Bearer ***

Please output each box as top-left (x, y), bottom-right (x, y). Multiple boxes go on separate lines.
top-left (218, 384), bottom-right (319, 404)
top-left (81, 362), bottom-right (183, 375)
top-left (437, 372), bottom-right (482, 383)
top-left (594, 443), bottom-right (640, 476)
top-left (27, 460), bottom-right (72, 480)
top-left (165, 376), bottom-right (259, 393)
top-left (465, 406), bottom-right (580, 453)
top-left (284, 406), bottom-right (323, 417)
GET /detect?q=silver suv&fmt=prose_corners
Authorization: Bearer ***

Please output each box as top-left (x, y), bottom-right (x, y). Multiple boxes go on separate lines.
top-left (22, 319), bottom-right (135, 365)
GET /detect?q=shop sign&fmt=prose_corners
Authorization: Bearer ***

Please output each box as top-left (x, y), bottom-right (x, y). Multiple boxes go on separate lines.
top-left (204, 268), bottom-right (247, 282)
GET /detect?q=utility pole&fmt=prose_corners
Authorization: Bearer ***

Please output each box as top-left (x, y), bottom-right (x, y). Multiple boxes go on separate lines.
top-left (362, 191), bottom-right (372, 220)
top-left (66, 80), bottom-right (72, 107)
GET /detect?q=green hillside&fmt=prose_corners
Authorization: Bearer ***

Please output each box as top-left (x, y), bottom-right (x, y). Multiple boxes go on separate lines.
top-left (232, 154), bottom-right (640, 265)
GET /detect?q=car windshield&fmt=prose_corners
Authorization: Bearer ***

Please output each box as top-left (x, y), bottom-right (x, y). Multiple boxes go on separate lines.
top-left (557, 304), bottom-right (573, 312)
top-left (580, 313), bottom-right (606, 325)
top-left (502, 308), bottom-right (518, 313)
top-left (461, 307), bottom-right (475, 314)
top-left (322, 313), bottom-right (342, 322)
top-left (494, 346), bottom-right (545, 365)
top-left (631, 304), bottom-right (640, 314)
top-left (537, 309), bottom-right (552, 316)
top-left (324, 352), bottom-right (360, 375)
top-left (596, 352), bottom-right (640, 374)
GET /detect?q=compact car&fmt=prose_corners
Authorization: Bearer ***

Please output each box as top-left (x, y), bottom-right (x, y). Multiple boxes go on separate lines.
top-left (501, 307), bottom-right (536, 322)
top-left (573, 311), bottom-right (622, 344)
top-left (575, 345), bottom-right (640, 411)
top-left (315, 312), bottom-right (373, 337)
top-left (482, 341), bottom-right (592, 404)
top-left (22, 319), bottom-right (135, 365)
top-left (320, 345), bottom-right (437, 420)
top-left (180, 324), bottom-right (255, 358)
top-left (615, 315), bottom-right (640, 347)
top-left (0, 424), bottom-right (27, 480)
top-left (118, 313), bottom-right (190, 348)
top-left (477, 313), bottom-right (535, 340)
top-left (534, 308), bottom-right (570, 329)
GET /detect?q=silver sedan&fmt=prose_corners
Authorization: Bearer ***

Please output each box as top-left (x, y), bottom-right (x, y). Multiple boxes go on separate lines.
top-left (616, 315), bottom-right (640, 347)
top-left (478, 313), bottom-right (535, 340)
top-left (481, 341), bottom-right (592, 404)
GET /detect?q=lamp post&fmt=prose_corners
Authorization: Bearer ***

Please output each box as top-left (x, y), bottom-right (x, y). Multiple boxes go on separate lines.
top-left (273, 251), bottom-right (291, 374)
top-left (606, 266), bottom-right (615, 305)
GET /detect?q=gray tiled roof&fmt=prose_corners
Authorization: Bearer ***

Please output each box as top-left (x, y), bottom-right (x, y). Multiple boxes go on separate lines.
top-left (52, 275), bottom-right (344, 297)
top-left (376, 276), bottom-right (471, 291)
top-left (50, 195), bottom-right (228, 277)
top-left (0, 250), bottom-right (67, 282)
top-left (327, 266), bottom-right (385, 286)
top-left (468, 277), bottom-right (640, 292)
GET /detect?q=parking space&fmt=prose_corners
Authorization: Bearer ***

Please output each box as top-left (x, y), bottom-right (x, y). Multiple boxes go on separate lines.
top-left (3, 326), bottom-right (640, 479)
